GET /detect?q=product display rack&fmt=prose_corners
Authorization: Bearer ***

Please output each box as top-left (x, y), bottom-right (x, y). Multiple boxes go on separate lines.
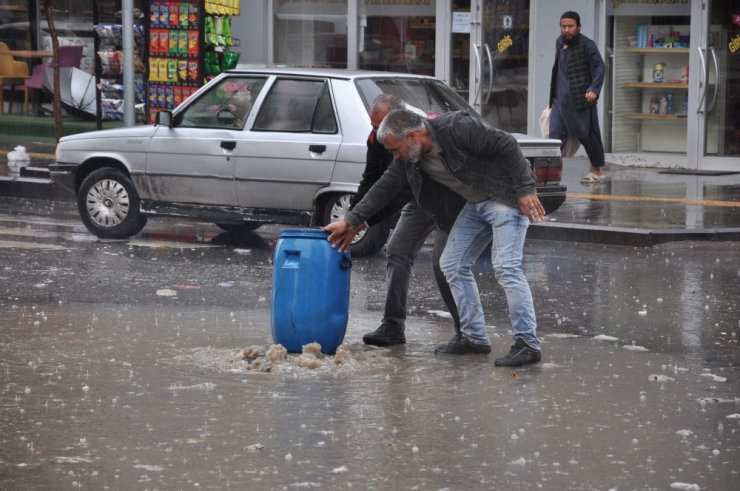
top-left (145, 0), bottom-right (241, 123)
top-left (622, 46), bottom-right (689, 123)
top-left (612, 18), bottom-right (690, 153)
top-left (92, 0), bottom-right (148, 126)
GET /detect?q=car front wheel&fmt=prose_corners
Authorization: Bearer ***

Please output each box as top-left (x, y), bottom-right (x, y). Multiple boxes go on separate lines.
top-left (322, 193), bottom-right (390, 258)
top-left (77, 167), bottom-right (147, 239)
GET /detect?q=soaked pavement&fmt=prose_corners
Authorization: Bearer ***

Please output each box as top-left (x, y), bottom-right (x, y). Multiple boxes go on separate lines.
top-left (0, 197), bottom-right (738, 490)
top-left (2, 156), bottom-right (740, 245)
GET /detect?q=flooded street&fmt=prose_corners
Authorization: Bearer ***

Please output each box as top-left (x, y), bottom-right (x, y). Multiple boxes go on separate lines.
top-left (1, 197), bottom-right (738, 489)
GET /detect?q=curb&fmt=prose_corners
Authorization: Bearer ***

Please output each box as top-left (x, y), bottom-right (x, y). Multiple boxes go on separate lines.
top-left (527, 221), bottom-right (740, 246)
top-left (0, 175), bottom-right (73, 202)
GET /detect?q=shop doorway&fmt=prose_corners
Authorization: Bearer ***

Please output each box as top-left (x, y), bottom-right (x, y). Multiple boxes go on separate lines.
top-left (449, 0), bottom-right (530, 133)
top-left (688, 0), bottom-right (740, 171)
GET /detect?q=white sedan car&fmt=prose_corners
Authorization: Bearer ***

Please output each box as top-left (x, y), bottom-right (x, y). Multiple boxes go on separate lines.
top-left (50, 67), bottom-right (566, 256)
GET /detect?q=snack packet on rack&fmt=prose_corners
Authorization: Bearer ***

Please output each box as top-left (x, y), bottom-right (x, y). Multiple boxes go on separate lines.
top-left (179, 2), bottom-right (189, 27)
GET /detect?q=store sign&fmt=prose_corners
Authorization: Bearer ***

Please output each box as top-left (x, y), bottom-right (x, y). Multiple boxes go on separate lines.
top-left (730, 34), bottom-right (740, 54)
top-left (607, 0), bottom-right (689, 16)
top-left (497, 34), bottom-right (513, 54)
top-left (452, 12), bottom-right (470, 34)
top-left (733, 14), bottom-right (740, 26)
top-left (502, 15), bottom-right (513, 30)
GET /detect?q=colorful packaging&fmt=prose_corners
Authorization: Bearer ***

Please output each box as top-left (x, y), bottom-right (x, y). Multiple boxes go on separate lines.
top-left (169, 2), bottom-right (179, 27)
top-left (158, 58), bottom-right (168, 81)
top-left (134, 49), bottom-right (145, 73)
top-left (178, 30), bottom-right (188, 55)
top-left (177, 59), bottom-right (188, 81)
top-left (222, 51), bottom-right (240, 70)
top-left (187, 60), bottom-right (199, 81)
top-left (173, 85), bottom-right (183, 107)
top-left (168, 29), bottom-right (178, 54)
top-left (149, 57), bottom-right (158, 81)
top-left (166, 85), bottom-right (174, 108)
top-left (204, 16), bottom-right (217, 45)
top-left (189, 3), bottom-right (199, 27)
top-left (159, 29), bottom-right (169, 54)
top-left (159, 1), bottom-right (169, 27)
top-left (223, 16), bottom-right (232, 46)
top-left (148, 84), bottom-right (158, 107)
top-left (150, 2), bottom-right (160, 28)
top-left (167, 58), bottom-right (178, 82)
top-left (187, 30), bottom-right (198, 56)
top-left (157, 85), bottom-right (166, 107)
top-left (150, 29), bottom-right (160, 54)
top-left (204, 50), bottom-right (219, 76)
top-left (179, 2), bottom-right (189, 27)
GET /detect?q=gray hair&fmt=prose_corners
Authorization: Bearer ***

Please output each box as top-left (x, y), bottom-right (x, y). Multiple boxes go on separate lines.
top-left (376, 109), bottom-right (426, 143)
top-left (370, 93), bottom-right (405, 117)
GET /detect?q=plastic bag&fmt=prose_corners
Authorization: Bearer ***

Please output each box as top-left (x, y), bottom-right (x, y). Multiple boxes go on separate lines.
top-left (562, 138), bottom-right (581, 158)
top-left (538, 107), bottom-right (551, 138)
top-left (7, 145), bottom-right (30, 173)
top-left (222, 51), bottom-right (240, 71)
top-left (539, 106), bottom-right (581, 157)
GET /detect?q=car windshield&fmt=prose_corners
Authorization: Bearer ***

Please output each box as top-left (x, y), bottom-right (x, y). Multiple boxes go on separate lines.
top-left (355, 77), bottom-right (474, 118)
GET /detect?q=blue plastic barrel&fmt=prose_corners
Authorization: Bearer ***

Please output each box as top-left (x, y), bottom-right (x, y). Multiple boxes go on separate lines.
top-left (271, 229), bottom-right (351, 354)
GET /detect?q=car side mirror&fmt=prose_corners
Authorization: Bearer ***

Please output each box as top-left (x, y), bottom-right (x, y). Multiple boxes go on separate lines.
top-left (155, 111), bottom-right (173, 128)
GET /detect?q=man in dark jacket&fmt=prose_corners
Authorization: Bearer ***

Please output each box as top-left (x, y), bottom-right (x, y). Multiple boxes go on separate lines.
top-left (549, 10), bottom-right (606, 184)
top-left (325, 110), bottom-right (544, 366)
top-left (349, 94), bottom-right (460, 347)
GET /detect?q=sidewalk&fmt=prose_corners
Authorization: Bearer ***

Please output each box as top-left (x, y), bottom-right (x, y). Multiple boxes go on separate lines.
top-left (534, 158), bottom-right (740, 245)
top-left (1, 122), bottom-right (739, 245)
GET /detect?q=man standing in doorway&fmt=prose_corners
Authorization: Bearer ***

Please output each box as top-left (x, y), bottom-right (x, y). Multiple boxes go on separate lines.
top-left (549, 10), bottom-right (606, 184)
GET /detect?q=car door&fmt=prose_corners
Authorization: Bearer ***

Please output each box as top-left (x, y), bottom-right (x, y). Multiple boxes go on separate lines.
top-left (145, 76), bottom-right (268, 206)
top-left (234, 77), bottom-right (341, 211)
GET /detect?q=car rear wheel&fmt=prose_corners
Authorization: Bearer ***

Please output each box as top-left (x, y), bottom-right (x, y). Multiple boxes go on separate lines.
top-left (322, 193), bottom-right (390, 258)
top-left (215, 222), bottom-right (262, 234)
top-left (77, 168), bottom-right (147, 239)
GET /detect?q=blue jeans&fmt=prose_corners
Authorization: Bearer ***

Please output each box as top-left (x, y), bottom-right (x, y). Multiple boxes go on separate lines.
top-left (383, 201), bottom-right (460, 332)
top-left (439, 200), bottom-right (540, 350)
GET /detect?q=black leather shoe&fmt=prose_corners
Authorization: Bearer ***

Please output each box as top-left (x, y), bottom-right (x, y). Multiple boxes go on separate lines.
top-left (363, 325), bottom-right (406, 347)
top-left (434, 334), bottom-right (491, 355)
top-left (494, 339), bottom-right (541, 366)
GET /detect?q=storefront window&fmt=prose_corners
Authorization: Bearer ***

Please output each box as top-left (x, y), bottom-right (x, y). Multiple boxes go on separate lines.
top-left (1, 0), bottom-right (35, 50)
top-left (358, 0), bottom-right (436, 75)
top-left (272, 0), bottom-right (347, 68)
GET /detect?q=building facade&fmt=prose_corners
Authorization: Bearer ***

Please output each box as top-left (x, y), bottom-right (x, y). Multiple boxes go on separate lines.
top-left (2, 0), bottom-right (737, 170)
top-left (233, 0), bottom-right (738, 171)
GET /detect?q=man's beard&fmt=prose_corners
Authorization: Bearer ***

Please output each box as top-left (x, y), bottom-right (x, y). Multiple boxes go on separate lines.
top-left (408, 141), bottom-right (423, 163)
top-left (563, 33), bottom-right (578, 46)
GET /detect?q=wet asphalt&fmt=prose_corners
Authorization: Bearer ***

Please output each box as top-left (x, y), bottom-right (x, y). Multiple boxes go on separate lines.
top-left (0, 194), bottom-right (738, 490)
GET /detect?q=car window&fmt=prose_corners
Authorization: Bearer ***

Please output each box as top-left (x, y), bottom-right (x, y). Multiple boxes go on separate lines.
top-left (355, 78), bottom-right (473, 118)
top-left (252, 78), bottom-right (337, 133)
top-left (177, 77), bottom-right (267, 130)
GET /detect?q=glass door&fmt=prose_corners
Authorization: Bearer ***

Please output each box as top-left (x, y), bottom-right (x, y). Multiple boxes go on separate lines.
top-left (449, 0), bottom-right (529, 133)
top-left (689, 0), bottom-right (740, 170)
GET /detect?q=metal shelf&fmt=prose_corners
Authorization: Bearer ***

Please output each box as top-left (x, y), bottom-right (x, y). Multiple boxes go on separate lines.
top-left (625, 47), bottom-right (690, 54)
top-left (624, 113), bottom-right (687, 121)
top-left (624, 82), bottom-right (688, 89)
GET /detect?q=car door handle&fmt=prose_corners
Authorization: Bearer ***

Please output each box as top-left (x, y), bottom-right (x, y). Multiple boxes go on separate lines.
top-left (309, 144), bottom-right (326, 153)
top-left (221, 141), bottom-right (237, 151)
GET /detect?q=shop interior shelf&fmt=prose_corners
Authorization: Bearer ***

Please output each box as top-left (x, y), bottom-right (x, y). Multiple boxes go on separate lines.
top-left (624, 113), bottom-right (688, 121)
top-left (625, 47), bottom-right (690, 54)
top-left (624, 82), bottom-right (689, 89)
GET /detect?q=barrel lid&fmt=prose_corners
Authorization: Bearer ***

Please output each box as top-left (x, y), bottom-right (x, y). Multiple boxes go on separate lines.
top-left (278, 228), bottom-right (330, 239)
